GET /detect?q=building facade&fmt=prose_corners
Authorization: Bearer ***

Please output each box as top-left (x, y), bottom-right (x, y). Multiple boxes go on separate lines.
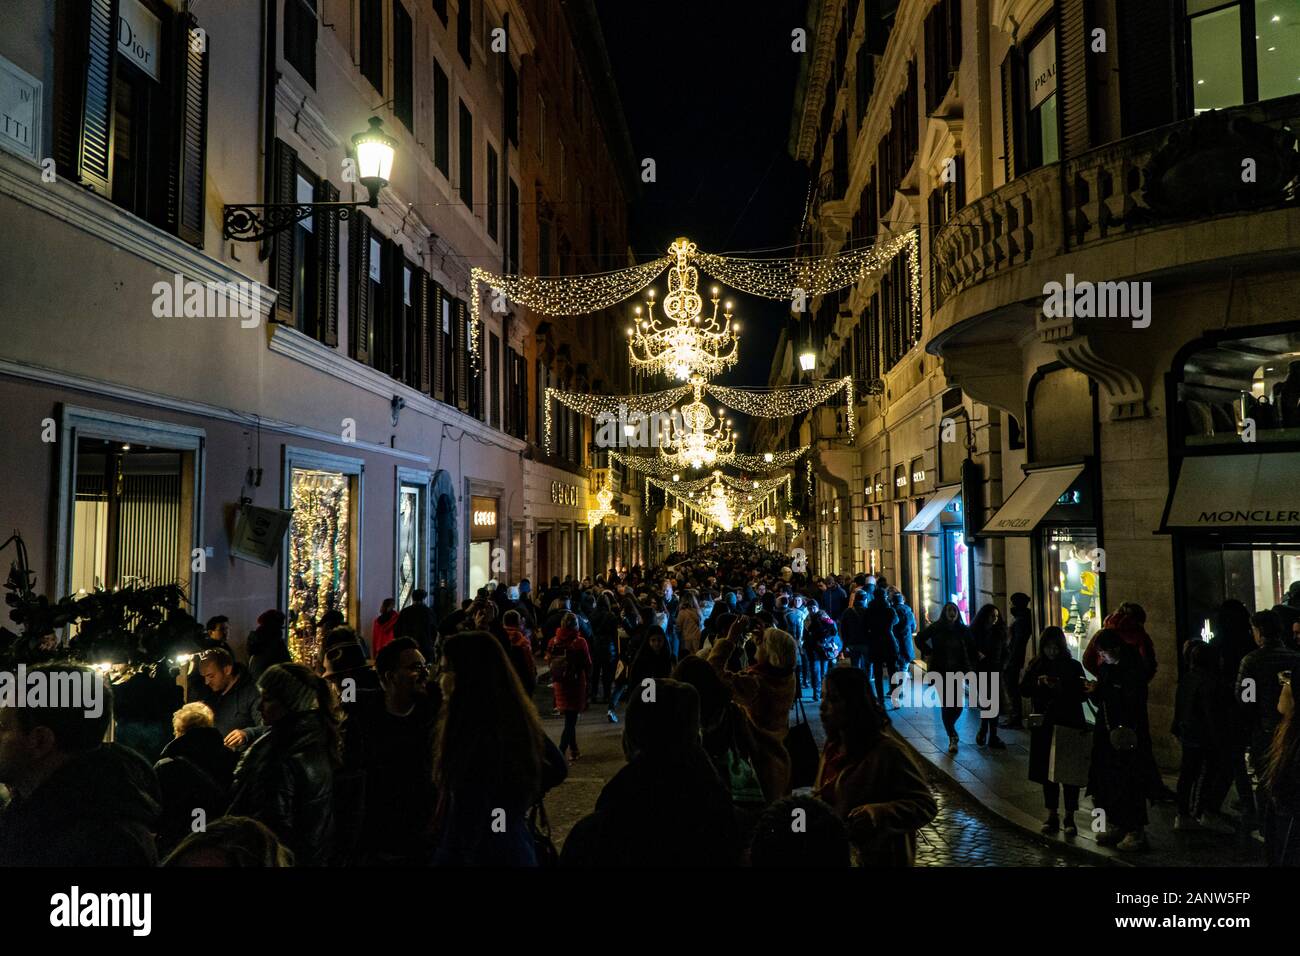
top-left (788, 0), bottom-right (1300, 758)
top-left (0, 0), bottom-right (640, 662)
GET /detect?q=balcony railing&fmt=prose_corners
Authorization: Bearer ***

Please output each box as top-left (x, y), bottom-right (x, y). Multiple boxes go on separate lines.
top-left (931, 95), bottom-right (1300, 311)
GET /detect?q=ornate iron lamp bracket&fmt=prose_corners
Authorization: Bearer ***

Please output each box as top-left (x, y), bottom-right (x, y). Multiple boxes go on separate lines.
top-left (222, 201), bottom-right (362, 242)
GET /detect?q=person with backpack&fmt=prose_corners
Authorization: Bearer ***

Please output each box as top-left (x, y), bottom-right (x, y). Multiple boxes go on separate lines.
top-left (547, 612), bottom-right (593, 764)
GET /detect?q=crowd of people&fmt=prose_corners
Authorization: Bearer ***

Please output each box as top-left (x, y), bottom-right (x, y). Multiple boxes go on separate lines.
top-left (2, 543), bottom-right (1299, 868)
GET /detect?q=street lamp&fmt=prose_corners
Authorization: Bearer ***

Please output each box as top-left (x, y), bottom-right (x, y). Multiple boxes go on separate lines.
top-left (222, 117), bottom-right (397, 242)
top-left (799, 349), bottom-right (816, 372)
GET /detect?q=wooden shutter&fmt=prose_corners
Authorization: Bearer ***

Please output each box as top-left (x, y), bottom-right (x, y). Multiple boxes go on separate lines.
top-left (1056, 0), bottom-right (1093, 160)
top-left (350, 214), bottom-right (372, 364)
top-left (272, 140), bottom-right (297, 324)
top-left (387, 244), bottom-right (405, 379)
top-left (417, 269), bottom-right (432, 393)
top-left (317, 180), bottom-right (340, 346)
top-left (1118, 0), bottom-right (1178, 136)
top-left (432, 283), bottom-right (446, 401)
top-left (171, 13), bottom-right (209, 247)
top-left (1000, 47), bottom-right (1025, 181)
top-left (455, 300), bottom-right (469, 410)
top-left (55, 0), bottom-right (118, 196)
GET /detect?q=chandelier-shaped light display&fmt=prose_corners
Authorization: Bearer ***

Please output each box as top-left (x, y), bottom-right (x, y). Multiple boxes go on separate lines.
top-left (587, 478), bottom-right (615, 527)
top-left (628, 238), bottom-right (740, 382)
top-left (659, 376), bottom-right (736, 471)
top-left (705, 471), bottom-right (737, 533)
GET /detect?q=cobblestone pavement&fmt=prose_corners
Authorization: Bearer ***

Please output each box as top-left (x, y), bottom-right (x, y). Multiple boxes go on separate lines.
top-left (535, 679), bottom-right (1102, 866)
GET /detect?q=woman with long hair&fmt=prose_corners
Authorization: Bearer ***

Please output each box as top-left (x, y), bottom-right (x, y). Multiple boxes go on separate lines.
top-left (226, 663), bottom-right (342, 866)
top-left (1086, 628), bottom-right (1152, 851)
top-left (432, 630), bottom-right (548, 866)
top-left (1264, 674), bottom-right (1300, 865)
top-left (1019, 627), bottom-right (1087, 835)
top-left (814, 667), bottom-right (937, 865)
top-left (676, 590), bottom-right (703, 657)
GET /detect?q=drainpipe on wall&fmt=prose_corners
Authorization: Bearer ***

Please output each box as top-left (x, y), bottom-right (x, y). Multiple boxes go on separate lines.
top-left (260, 0), bottom-right (278, 264)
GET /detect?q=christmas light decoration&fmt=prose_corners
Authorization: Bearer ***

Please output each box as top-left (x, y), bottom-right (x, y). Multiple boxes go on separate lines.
top-left (706, 377), bottom-right (856, 438)
top-left (693, 230), bottom-right (916, 301)
top-left (627, 239), bottom-right (740, 381)
top-left (587, 476), bottom-right (616, 527)
top-left (544, 384), bottom-right (689, 455)
top-left (287, 469), bottom-right (350, 665)
top-left (730, 448), bottom-right (808, 470)
top-left (659, 375), bottom-right (736, 471)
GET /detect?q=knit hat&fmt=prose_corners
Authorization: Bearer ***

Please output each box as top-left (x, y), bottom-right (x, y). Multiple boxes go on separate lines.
top-left (257, 663), bottom-right (319, 714)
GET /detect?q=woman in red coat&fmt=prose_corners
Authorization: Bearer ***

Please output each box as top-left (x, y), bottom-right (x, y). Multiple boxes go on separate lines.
top-left (547, 612), bottom-right (593, 764)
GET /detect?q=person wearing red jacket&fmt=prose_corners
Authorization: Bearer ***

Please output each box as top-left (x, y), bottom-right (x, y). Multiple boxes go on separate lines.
top-left (547, 612), bottom-right (593, 764)
top-left (371, 598), bottom-right (398, 659)
top-left (501, 609), bottom-right (537, 696)
top-left (1084, 603), bottom-right (1157, 683)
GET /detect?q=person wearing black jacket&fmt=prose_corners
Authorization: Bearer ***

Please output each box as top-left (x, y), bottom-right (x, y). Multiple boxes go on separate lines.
top-left (864, 588), bottom-right (899, 707)
top-left (154, 702), bottom-right (237, 855)
top-left (197, 648), bottom-right (263, 750)
top-left (1018, 627), bottom-right (1086, 835)
top-left (247, 609), bottom-right (292, 682)
top-left (1172, 640), bottom-right (1236, 834)
top-left (0, 664), bottom-right (162, 866)
top-left (1087, 629), bottom-right (1152, 851)
top-left (971, 604), bottom-right (1009, 749)
top-left (889, 588), bottom-right (917, 672)
top-left (226, 663), bottom-right (341, 866)
top-left (395, 588), bottom-right (438, 662)
top-left (589, 592), bottom-right (620, 705)
top-left (838, 588), bottom-right (871, 673)
top-left (918, 603), bottom-right (976, 755)
top-left (1002, 593), bottom-right (1033, 729)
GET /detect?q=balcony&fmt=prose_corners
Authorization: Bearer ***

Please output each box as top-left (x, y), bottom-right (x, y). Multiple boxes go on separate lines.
top-left (929, 94), bottom-right (1300, 327)
top-left (814, 168), bottom-right (851, 244)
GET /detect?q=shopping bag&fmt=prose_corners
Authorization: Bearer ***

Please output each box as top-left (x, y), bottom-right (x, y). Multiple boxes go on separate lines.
top-left (784, 696), bottom-right (821, 790)
top-left (1048, 725), bottom-right (1092, 787)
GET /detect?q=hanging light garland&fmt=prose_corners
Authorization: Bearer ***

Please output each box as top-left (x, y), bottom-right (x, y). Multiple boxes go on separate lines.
top-left (730, 447), bottom-right (809, 470)
top-left (626, 238), bottom-right (740, 382)
top-left (707, 376), bottom-right (856, 439)
top-left (544, 384), bottom-right (689, 455)
top-left (465, 233), bottom-right (920, 366)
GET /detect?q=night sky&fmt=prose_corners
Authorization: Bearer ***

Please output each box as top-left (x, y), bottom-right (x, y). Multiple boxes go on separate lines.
top-left (596, 0), bottom-right (809, 406)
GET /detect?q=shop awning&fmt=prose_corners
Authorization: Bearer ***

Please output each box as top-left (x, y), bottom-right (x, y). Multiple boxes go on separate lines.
top-left (981, 464), bottom-right (1086, 536)
top-left (1161, 453), bottom-right (1300, 531)
top-left (903, 485), bottom-right (962, 534)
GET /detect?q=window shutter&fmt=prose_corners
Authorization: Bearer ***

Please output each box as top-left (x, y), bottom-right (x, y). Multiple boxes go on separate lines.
top-left (1056, 0), bottom-right (1093, 160)
top-left (417, 269), bottom-right (432, 393)
top-left (455, 300), bottom-right (469, 411)
top-left (317, 180), bottom-right (340, 345)
top-left (171, 13), bottom-right (209, 247)
top-left (1117, 0), bottom-right (1178, 136)
top-left (432, 283), bottom-right (446, 401)
top-left (1000, 47), bottom-right (1025, 181)
top-left (388, 245), bottom-right (405, 379)
top-left (350, 214), bottom-right (372, 364)
top-left (55, 0), bottom-right (118, 197)
top-left (272, 140), bottom-right (297, 324)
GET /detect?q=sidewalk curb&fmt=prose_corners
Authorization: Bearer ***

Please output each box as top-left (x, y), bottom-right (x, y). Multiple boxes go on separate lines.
top-left (894, 731), bottom-right (1133, 868)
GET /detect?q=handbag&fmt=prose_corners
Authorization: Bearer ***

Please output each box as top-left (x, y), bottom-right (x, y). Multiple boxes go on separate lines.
top-left (527, 800), bottom-right (559, 868)
top-left (723, 707), bottom-right (766, 806)
top-left (784, 695), bottom-right (821, 790)
top-left (1105, 701), bottom-right (1138, 752)
top-left (1048, 725), bottom-right (1092, 787)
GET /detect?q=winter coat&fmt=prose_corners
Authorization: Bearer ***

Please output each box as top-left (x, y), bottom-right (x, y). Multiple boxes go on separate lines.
top-left (589, 609), bottom-right (619, 661)
top-left (838, 604), bottom-right (871, 649)
top-left (1237, 643), bottom-right (1300, 743)
top-left (677, 607), bottom-right (703, 655)
top-left (865, 595), bottom-right (900, 664)
top-left (1018, 655), bottom-right (1086, 784)
top-left (1086, 645), bottom-right (1150, 829)
top-left (1173, 665), bottom-right (1232, 753)
top-left (158, 725), bottom-right (238, 791)
top-left (1084, 611), bottom-right (1157, 681)
top-left (547, 627), bottom-right (593, 712)
top-left (814, 731), bottom-right (938, 866)
top-left (504, 625), bottom-right (538, 696)
top-left (823, 585), bottom-right (849, 621)
top-left (804, 612), bottom-right (841, 662)
top-left (395, 602), bottom-right (438, 660)
top-left (200, 665), bottom-right (263, 741)
top-left (227, 712), bottom-right (337, 866)
top-left (707, 638), bottom-right (797, 799)
top-left (919, 620), bottom-right (976, 676)
top-left (973, 620), bottom-right (1009, 674)
top-left (1006, 606), bottom-right (1033, 677)
top-left (558, 749), bottom-right (741, 867)
top-left (0, 743), bottom-right (161, 866)
top-left (892, 601), bottom-right (917, 663)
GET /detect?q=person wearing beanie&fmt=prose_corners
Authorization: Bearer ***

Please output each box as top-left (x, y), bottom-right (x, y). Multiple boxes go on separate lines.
top-left (226, 663), bottom-right (342, 865)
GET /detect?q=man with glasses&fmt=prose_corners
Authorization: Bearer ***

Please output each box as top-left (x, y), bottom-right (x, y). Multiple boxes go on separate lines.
top-left (352, 638), bottom-right (441, 865)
